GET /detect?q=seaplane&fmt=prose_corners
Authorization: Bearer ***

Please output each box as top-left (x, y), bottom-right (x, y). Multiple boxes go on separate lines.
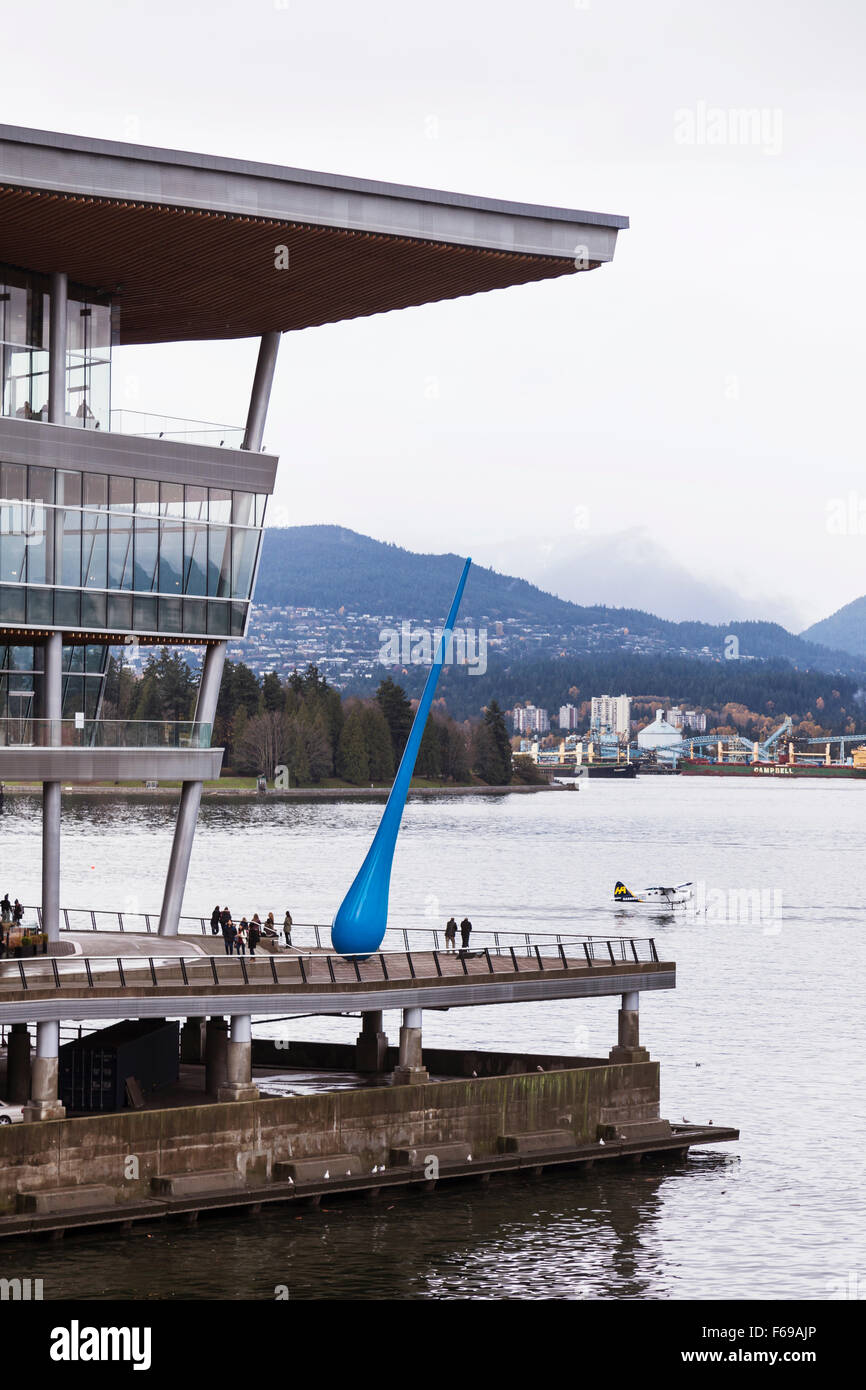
top-left (613, 880), bottom-right (695, 908)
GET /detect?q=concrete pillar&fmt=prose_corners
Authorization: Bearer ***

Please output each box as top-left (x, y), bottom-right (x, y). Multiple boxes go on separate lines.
top-left (355, 1010), bottom-right (388, 1073)
top-left (5, 1022), bottom-right (32, 1103)
top-left (217, 1014), bottom-right (259, 1102)
top-left (180, 1018), bottom-right (207, 1064)
top-left (609, 990), bottom-right (650, 1064)
top-left (392, 1007), bottom-right (428, 1086)
top-left (204, 1016), bottom-right (229, 1096)
top-left (23, 1019), bottom-right (65, 1121)
top-left (242, 332), bottom-right (281, 452)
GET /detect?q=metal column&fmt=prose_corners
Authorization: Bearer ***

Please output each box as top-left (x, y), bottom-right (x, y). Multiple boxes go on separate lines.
top-left (41, 274), bottom-right (67, 946)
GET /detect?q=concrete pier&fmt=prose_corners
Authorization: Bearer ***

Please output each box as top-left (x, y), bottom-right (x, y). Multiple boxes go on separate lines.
top-left (5, 1023), bottom-right (31, 1103)
top-left (609, 990), bottom-right (650, 1064)
top-left (205, 1017), bottom-right (229, 1097)
top-left (217, 1015), bottom-right (259, 1103)
top-left (392, 1007), bottom-right (428, 1085)
top-left (23, 1020), bottom-right (65, 1121)
top-left (355, 1010), bottom-right (388, 1072)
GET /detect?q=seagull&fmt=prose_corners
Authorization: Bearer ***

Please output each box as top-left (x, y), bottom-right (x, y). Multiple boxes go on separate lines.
top-left (536, 1066), bottom-right (544, 1072)
top-left (323, 1170), bottom-right (330, 1179)
top-left (471, 1070), bottom-right (477, 1078)
top-left (599, 1138), bottom-right (606, 1146)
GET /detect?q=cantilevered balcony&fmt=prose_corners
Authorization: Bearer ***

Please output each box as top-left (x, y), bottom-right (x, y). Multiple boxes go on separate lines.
top-left (0, 716), bottom-right (222, 781)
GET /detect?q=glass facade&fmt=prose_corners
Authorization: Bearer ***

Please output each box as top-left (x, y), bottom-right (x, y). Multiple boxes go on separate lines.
top-left (1, 266), bottom-right (113, 430)
top-left (0, 642), bottom-right (107, 724)
top-left (0, 464), bottom-right (265, 638)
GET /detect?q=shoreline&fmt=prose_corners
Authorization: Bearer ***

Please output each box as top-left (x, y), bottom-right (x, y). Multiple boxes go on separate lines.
top-left (0, 781), bottom-right (563, 802)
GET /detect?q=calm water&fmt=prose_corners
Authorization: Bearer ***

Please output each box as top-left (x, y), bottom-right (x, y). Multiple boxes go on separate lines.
top-left (0, 778), bottom-right (863, 1300)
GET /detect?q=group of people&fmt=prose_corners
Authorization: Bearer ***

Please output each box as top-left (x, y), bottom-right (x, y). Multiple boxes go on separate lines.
top-left (444, 916), bottom-right (473, 951)
top-left (0, 893), bottom-right (24, 927)
top-left (210, 905), bottom-right (294, 956)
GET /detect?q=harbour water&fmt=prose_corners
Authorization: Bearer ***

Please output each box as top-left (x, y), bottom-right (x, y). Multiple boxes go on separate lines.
top-left (0, 777), bottom-right (863, 1300)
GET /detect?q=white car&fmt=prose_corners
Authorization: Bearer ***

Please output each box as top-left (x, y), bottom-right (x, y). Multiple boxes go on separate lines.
top-left (0, 1100), bottom-right (25, 1124)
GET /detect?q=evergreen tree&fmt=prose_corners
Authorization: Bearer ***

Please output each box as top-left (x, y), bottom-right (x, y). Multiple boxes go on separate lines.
top-left (376, 676), bottom-right (413, 761)
top-left (262, 670), bottom-right (283, 712)
top-left (336, 707), bottom-right (370, 784)
top-left (361, 702), bottom-right (394, 782)
top-left (472, 700), bottom-right (512, 784)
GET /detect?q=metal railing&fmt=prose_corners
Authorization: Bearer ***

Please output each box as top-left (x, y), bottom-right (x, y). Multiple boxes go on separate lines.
top-left (109, 409), bottom-right (245, 449)
top-left (0, 719), bottom-right (212, 749)
top-left (0, 938), bottom-right (659, 994)
top-left (24, 905), bottom-right (658, 958)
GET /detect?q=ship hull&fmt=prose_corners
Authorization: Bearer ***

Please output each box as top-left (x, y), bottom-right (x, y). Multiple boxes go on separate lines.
top-left (680, 761), bottom-right (866, 779)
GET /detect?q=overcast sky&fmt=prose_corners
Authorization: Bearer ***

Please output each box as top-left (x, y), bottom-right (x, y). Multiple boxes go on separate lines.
top-left (3, 0), bottom-right (864, 629)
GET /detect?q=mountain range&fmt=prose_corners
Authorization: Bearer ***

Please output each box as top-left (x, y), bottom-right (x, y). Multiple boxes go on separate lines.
top-left (255, 526), bottom-right (865, 675)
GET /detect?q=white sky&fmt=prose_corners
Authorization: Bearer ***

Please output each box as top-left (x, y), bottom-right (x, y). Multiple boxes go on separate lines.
top-left (3, 0), bottom-right (864, 628)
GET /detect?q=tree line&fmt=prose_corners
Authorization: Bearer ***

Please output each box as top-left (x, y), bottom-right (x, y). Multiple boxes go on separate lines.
top-left (103, 653), bottom-right (520, 786)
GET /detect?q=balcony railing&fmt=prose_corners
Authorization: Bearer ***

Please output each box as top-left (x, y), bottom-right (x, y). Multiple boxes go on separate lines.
top-left (0, 718), bottom-right (212, 749)
top-left (109, 410), bottom-right (246, 449)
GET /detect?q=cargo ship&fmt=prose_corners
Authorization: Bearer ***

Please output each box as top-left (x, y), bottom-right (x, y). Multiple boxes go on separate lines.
top-left (681, 755), bottom-right (866, 780)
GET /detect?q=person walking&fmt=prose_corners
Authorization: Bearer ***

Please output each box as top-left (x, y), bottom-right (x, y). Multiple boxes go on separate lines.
top-left (235, 919), bottom-right (248, 955)
top-left (12, 899), bottom-right (24, 925)
top-left (283, 910), bottom-right (293, 948)
top-left (0, 893), bottom-right (10, 919)
top-left (248, 917), bottom-right (261, 957)
top-left (210, 905), bottom-right (221, 936)
top-left (460, 916), bottom-right (473, 950)
top-left (219, 905), bottom-right (231, 933)
top-left (444, 917), bottom-right (457, 952)
top-left (221, 916), bottom-right (236, 956)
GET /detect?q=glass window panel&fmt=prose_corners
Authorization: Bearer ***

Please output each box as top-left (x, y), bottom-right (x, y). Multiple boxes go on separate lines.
top-left (56, 471), bottom-right (81, 506)
top-left (85, 645), bottom-right (104, 674)
top-left (184, 485), bottom-right (207, 520)
top-left (133, 515), bottom-right (159, 592)
top-left (231, 491), bottom-right (254, 525)
top-left (183, 522), bottom-right (208, 596)
top-left (206, 601), bottom-right (229, 636)
top-left (109, 475), bottom-right (134, 510)
top-left (57, 508), bottom-right (83, 587)
top-left (230, 602), bottom-right (247, 637)
top-left (25, 587), bottom-right (52, 625)
top-left (160, 482), bottom-right (184, 517)
top-left (135, 479), bottom-right (159, 514)
top-left (28, 467), bottom-right (54, 504)
top-left (83, 473), bottom-right (108, 508)
top-left (1, 462), bottom-right (26, 501)
top-left (230, 526), bottom-right (260, 599)
top-left (158, 596), bottom-right (182, 633)
top-left (207, 525), bottom-right (230, 597)
top-left (54, 589), bottom-right (80, 627)
top-left (23, 503), bottom-right (47, 584)
top-left (107, 594), bottom-right (132, 631)
top-left (65, 645), bottom-right (84, 673)
top-left (158, 519), bottom-right (183, 594)
top-left (1, 522), bottom-right (26, 583)
top-left (0, 586), bottom-right (24, 623)
top-left (80, 592), bottom-right (106, 630)
top-left (132, 595), bottom-right (158, 632)
top-left (183, 598), bottom-right (207, 634)
top-left (82, 512), bottom-right (108, 587)
top-left (208, 488), bottom-right (231, 524)
top-left (108, 514), bottom-right (134, 590)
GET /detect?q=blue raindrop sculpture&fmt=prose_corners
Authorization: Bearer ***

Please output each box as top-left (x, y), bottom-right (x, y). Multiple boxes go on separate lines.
top-left (331, 557), bottom-right (472, 955)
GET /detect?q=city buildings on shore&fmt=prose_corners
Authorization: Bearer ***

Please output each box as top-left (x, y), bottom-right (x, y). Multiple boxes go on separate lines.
top-left (513, 703), bottom-right (550, 735)
top-left (591, 693), bottom-right (632, 738)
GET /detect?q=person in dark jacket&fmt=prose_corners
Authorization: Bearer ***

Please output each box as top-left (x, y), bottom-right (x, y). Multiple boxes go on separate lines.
top-left (210, 905), bottom-right (221, 935)
top-left (12, 899), bottom-right (24, 924)
top-left (460, 916), bottom-right (472, 949)
top-left (221, 916), bottom-right (236, 955)
top-left (248, 918), bottom-right (261, 956)
top-left (444, 917), bottom-right (457, 952)
top-left (283, 911), bottom-right (293, 948)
